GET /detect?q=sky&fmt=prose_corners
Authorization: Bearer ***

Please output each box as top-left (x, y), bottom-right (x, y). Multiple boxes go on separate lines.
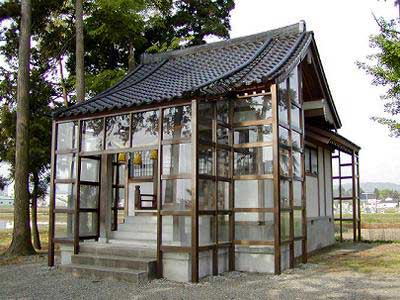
top-left (227, 0), bottom-right (400, 183)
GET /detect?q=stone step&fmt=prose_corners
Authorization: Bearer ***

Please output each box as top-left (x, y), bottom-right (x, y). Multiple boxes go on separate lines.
top-left (110, 230), bottom-right (158, 240)
top-left (108, 239), bottom-right (157, 248)
top-left (71, 254), bottom-right (156, 274)
top-left (60, 264), bottom-right (149, 284)
top-left (117, 223), bottom-right (157, 233)
top-left (124, 216), bottom-right (157, 225)
top-left (79, 242), bottom-right (156, 258)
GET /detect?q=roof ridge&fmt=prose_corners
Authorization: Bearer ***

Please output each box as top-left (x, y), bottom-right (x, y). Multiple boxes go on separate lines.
top-left (141, 22), bottom-right (305, 64)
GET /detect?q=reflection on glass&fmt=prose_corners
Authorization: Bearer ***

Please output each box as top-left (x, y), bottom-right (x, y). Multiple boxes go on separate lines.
top-left (293, 180), bottom-right (302, 206)
top-left (217, 126), bottom-right (229, 145)
top-left (292, 151), bottom-right (302, 178)
top-left (80, 185), bottom-right (99, 209)
top-left (217, 100), bottom-right (229, 124)
top-left (235, 212), bottom-right (274, 241)
top-left (280, 149), bottom-right (290, 176)
top-left (56, 154), bottom-right (76, 179)
top-left (130, 150), bottom-right (155, 177)
top-left (217, 181), bottom-right (229, 210)
top-left (199, 215), bottom-right (215, 246)
top-left (234, 125), bottom-right (272, 144)
top-left (279, 126), bottom-right (290, 146)
top-left (82, 118), bottom-right (104, 152)
top-left (199, 180), bottom-right (215, 210)
top-left (199, 146), bottom-right (213, 175)
top-left (289, 69), bottom-right (299, 104)
top-left (233, 95), bottom-right (272, 123)
top-left (218, 215), bottom-right (229, 242)
top-left (163, 106), bottom-right (192, 139)
top-left (162, 179), bottom-right (192, 210)
top-left (57, 122), bottom-right (77, 150)
top-left (79, 212), bottom-right (97, 236)
top-left (80, 158), bottom-right (100, 182)
top-left (131, 110), bottom-right (159, 147)
top-left (292, 131), bottom-right (301, 150)
top-left (217, 149), bottom-right (230, 178)
top-left (281, 212), bottom-right (290, 241)
top-left (105, 114), bottom-right (130, 149)
top-left (235, 179), bottom-right (273, 208)
top-left (280, 180), bottom-right (290, 208)
top-left (162, 216), bottom-right (191, 246)
top-left (55, 183), bottom-right (75, 208)
top-left (199, 119), bottom-right (212, 143)
top-left (54, 213), bottom-right (74, 239)
top-left (294, 210), bottom-right (302, 237)
top-left (162, 144), bottom-right (192, 176)
top-left (291, 105), bottom-right (300, 130)
top-left (234, 147), bottom-right (273, 175)
top-left (278, 80), bottom-right (288, 125)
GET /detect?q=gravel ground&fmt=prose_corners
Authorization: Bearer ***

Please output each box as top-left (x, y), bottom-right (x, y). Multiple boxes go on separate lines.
top-left (1, 250), bottom-right (400, 299)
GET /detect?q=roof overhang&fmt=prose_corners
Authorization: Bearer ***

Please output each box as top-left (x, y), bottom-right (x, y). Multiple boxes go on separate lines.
top-left (303, 99), bottom-right (336, 126)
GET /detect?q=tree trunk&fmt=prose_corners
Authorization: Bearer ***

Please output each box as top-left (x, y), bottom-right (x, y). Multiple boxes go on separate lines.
top-left (5, 0), bottom-right (35, 256)
top-left (58, 58), bottom-right (68, 107)
top-left (31, 172), bottom-right (41, 250)
top-left (75, 0), bottom-right (85, 103)
top-left (128, 43), bottom-right (136, 72)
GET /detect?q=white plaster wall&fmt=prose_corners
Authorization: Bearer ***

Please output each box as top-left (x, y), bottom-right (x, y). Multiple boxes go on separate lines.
top-left (306, 176), bottom-right (319, 218)
top-left (318, 147), bottom-right (325, 216)
top-left (324, 149), bottom-right (333, 217)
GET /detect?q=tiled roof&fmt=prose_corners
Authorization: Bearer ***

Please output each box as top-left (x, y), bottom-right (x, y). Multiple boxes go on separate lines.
top-left (55, 22), bottom-right (314, 118)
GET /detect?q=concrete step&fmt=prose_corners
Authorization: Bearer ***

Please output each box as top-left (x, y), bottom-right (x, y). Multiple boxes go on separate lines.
top-left (110, 230), bottom-right (157, 240)
top-left (124, 216), bottom-right (157, 225)
top-left (117, 223), bottom-right (157, 233)
top-left (60, 264), bottom-right (149, 284)
top-left (79, 242), bottom-right (156, 258)
top-left (71, 254), bottom-right (156, 274)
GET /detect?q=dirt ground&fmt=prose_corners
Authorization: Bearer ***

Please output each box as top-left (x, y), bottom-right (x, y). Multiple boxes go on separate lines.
top-left (1, 242), bottom-right (400, 299)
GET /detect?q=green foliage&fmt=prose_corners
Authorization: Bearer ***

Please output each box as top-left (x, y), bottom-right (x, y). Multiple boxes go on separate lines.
top-left (358, 16), bottom-right (400, 137)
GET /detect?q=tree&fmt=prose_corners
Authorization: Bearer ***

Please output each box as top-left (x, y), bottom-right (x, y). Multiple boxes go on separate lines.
top-left (6, 0), bottom-right (35, 256)
top-left (75, 0), bottom-right (85, 103)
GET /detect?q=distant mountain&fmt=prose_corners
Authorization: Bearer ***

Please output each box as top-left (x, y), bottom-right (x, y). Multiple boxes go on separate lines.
top-left (338, 182), bottom-right (400, 192)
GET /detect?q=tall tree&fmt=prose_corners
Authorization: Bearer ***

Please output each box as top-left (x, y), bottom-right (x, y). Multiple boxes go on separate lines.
top-left (75, 0), bottom-right (85, 102)
top-left (6, 0), bottom-right (35, 256)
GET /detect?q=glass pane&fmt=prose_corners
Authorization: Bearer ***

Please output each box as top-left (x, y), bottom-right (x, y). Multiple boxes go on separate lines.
top-left (311, 149), bottom-right (318, 174)
top-left (199, 180), bottom-right (215, 210)
top-left (113, 187), bottom-right (125, 208)
top-left (199, 119), bottom-right (212, 143)
top-left (57, 122), bottom-right (77, 151)
top-left (217, 181), bottom-right (230, 210)
top-left (79, 212), bottom-right (97, 236)
top-left (118, 164), bottom-right (125, 183)
top-left (198, 101), bottom-right (213, 117)
top-left (233, 95), bottom-right (272, 123)
top-left (163, 105), bottom-right (192, 140)
top-left (130, 150), bottom-right (155, 177)
top-left (281, 212), bottom-right (290, 241)
top-left (293, 180), bottom-right (302, 206)
top-left (54, 213), bottom-right (74, 239)
top-left (199, 215), bottom-right (215, 246)
top-left (162, 179), bottom-right (192, 211)
top-left (56, 154), bottom-right (76, 179)
top-left (105, 114), bottom-right (130, 149)
top-left (199, 146), bottom-right (213, 175)
top-left (55, 183), bottom-right (75, 208)
top-left (131, 110), bottom-right (159, 147)
top-left (217, 126), bottom-right (229, 145)
top-left (292, 131), bottom-right (301, 150)
top-left (80, 185), bottom-right (99, 209)
top-left (162, 144), bottom-right (192, 176)
top-left (289, 69), bottom-right (299, 103)
top-left (218, 215), bottom-right (230, 242)
top-left (291, 106), bottom-right (301, 130)
top-left (81, 118), bottom-right (104, 152)
top-left (128, 182), bottom-right (154, 213)
top-left (235, 212), bottom-right (274, 241)
top-left (234, 180), bottom-right (273, 209)
top-left (234, 147), bottom-right (273, 176)
top-left (292, 151), bottom-right (302, 178)
top-left (81, 158), bottom-right (100, 182)
top-left (217, 100), bottom-right (229, 124)
top-left (280, 180), bottom-right (290, 209)
top-left (217, 149), bottom-right (230, 178)
top-left (294, 210), bottom-right (303, 237)
top-left (279, 126), bottom-right (290, 146)
top-left (278, 80), bottom-right (288, 125)
top-left (280, 149), bottom-right (290, 177)
top-left (234, 125), bottom-right (272, 145)
top-left (162, 216), bottom-right (191, 246)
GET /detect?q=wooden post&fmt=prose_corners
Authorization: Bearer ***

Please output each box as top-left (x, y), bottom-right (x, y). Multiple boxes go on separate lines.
top-left (135, 185), bottom-right (141, 210)
top-left (48, 121), bottom-right (57, 266)
top-left (99, 154), bottom-right (112, 241)
top-left (191, 99), bottom-right (199, 283)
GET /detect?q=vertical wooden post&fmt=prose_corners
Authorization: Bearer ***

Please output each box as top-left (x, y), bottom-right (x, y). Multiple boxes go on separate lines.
top-left (228, 98), bottom-right (235, 271)
top-left (156, 108), bottom-right (163, 279)
top-left (351, 150), bottom-right (357, 242)
top-left (191, 99), bottom-right (199, 283)
top-left (338, 151), bottom-right (343, 242)
top-left (48, 121), bottom-right (57, 266)
top-left (73, 121), bottom-right (82, 254)
top-left (212, 102), bottom-right (218, 276)
top-left (356, 154), bottom-right (361, 241)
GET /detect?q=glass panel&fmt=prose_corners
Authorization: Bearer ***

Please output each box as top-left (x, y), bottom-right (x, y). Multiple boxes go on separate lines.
top-left (292, 151), bottom-right (302, 178)
top-left (218, 215), bottom-right (230, 242)
top-left (234, 180), bottom-right (273, 208)
top-left (198, 101), bottom-right (213, 117)
top-left (217, 181), bottom-right (229, 210)
top-left (57, 122), bottom-right (77, 151)
top-left (79, 212), bottom-right (97, 236)
top-left (131, 110), bottom-right (159, 147)
top-left (199, 119), bottom-right (212, 143)
top-left (280, 212), bottom-right (290, 241)
top-left (279, 126), bottom-right (289, 146)
top-left (113, 187), bottom-right (125, 208)
top-left (332, 157), bottom-right (339, 177)
top-left (311, 148), bottom-right (318, 174)
top-left (163, 105), bottom-right (192, 140)
top-left (217, 149), bottom-right (230, 178)
top-left (199, 215), bottom-right (215, 246)
top-left (162, 215), bottom-right (191, 246)
top-left (105, 114), bottom-right (130, 149)
top-left (199, 146), bottom-right (213, 175)
top-left (289, 68), bottom-right (299, 104)
top-left (54, 213), bottom-right (74, 239)
top-left (217, 100), bottom-right (229, 124)
top-left (56, 154), bottom-right (76, 179)
top-left (234, 125), bottom-right (272, 145)
top-left (130, 150), bottom-right (155, 177)
top-left (278, 80), bottom-right (288, 125)
top-left (217, 126), bottom-right (229, 145)
top-left (81, 118), bottom-right (104, 152)
top-left (292, 131), bottom-right (301, 150)
top-left (280, 180), bottom-right (290, 209)
top-left (235, 212), bottom-right (274, 241)
top-left (80, 185), bottom-right (99, 209)
top-left (199, 180), bottom-right (215, 210)
top-left (118, 164), bottom-right (125, 183)
top-left (280, 149), bottom-right (290, 177)
top-left (128, 182), bottom-right (154, 213)
top-left (291, 106), bottom-right (301, 130)
top-left (80, 158), bottom-right (100, 182)
top-left (293, 180), bottom-right (302, 206)
top-left (234, 147), bottom-right (273, 176)
top-left (233, 95), bottom-right (272, 123)
top-left (55, 183), bottom-right (75, 208)
top-left (294, 210), bottom-right (303, 237)
top-left (161, 179), bottom-right (192, 210)
top-left (162, 144), bottom-right (192, 176)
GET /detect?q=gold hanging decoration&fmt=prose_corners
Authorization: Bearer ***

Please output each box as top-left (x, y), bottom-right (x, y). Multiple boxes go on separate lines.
top-left (133, 152), bottom-right (143, 165)
top-left (117, 152), bottom-right (126, 163)
top-left (150, 149), bottom-right (158, 160)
